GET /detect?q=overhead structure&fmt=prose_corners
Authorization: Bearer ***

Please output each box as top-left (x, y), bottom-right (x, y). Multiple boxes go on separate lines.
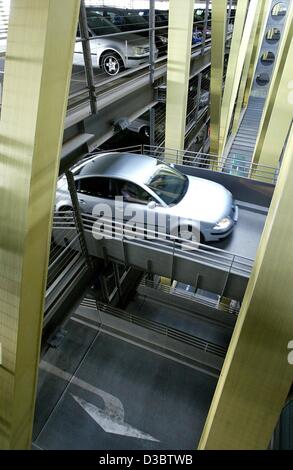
top-left (164, 0), bottom-right (195, 152)
top-left (0, 0), bottom-right (80, 449)
top-left (198, 123), bottom-right (293, 449)
top-left (251, 2), bottom-right (293, 170)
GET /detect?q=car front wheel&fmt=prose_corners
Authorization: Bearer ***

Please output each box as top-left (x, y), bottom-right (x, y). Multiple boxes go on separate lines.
top-left (101, 52), bottom-right (124, 76)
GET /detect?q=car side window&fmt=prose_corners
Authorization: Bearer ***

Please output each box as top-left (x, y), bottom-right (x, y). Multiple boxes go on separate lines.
top-left (114, 179), bottom-right (153, 205)
top-left (77, 177), bottom-right (111, 198)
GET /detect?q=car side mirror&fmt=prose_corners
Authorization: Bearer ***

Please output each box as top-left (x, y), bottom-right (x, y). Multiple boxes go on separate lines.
top-left (148, 201), bottom-right (157, 210)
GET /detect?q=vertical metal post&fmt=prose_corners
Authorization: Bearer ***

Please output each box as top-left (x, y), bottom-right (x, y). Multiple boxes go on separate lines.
top-left (201, 0), bottom-right (210, 56)
top-left (149, 0), bottom-right (156, 148)
top-left (79, 0), bottom-right (97, 115)
top-left (149, 0), bottom-right (156, 85)
top-left (227, 0), bottom-right (233, 30)
top-left (65, 171), bottom-right (93, 272)
top-left (113, 262), bottom-right (122, 301)
top-left (195, 72), bottom-right (203, 121)
top-left (149, 107), bottom-right (156, 147)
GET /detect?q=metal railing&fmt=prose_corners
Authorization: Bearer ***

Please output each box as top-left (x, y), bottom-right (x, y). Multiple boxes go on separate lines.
top-left (142, 145), bottom-right (279, 184)
top-left (80, 297), bottom-right (227, 359)
top-left (139, 276), bottom-right (240, 316)
top-left (53, 210), bottom-right (254, 279)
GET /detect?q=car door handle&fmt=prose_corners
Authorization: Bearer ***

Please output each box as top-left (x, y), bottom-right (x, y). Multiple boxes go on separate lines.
top-left (78, 198), bottom-right (86, 204)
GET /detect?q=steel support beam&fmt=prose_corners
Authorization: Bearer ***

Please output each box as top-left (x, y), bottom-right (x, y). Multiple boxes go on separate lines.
top-left (198, 130), bottom-right (293, 449)
top-left (165, 0), bottom-right (194, 152)
top-left (149, 0), bottom-right (156, 147)
top-left (252, 3), bottom-right (293, 170)
top-left (218, 0), bottom-right (249, 156)
top-left (0, 0), bottom-right (80, 449)
top-left (209, 1), bottom-right (227, 156)
top-left (201, 0), bottom-right (210, 56)
top-left (219, 0), bottom-right (259, 157)
top-left (149, 0), bottom-right (156, 85)
top-left (232, 0), bottom-right (269, 133)
top-left (79, 0), bottom-right (97, 115)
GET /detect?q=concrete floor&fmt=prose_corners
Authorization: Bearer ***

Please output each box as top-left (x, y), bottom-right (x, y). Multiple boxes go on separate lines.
top-left (211, 206), bottom-right (266, 260)
top-left (34, 316), bottom-right (217, 450)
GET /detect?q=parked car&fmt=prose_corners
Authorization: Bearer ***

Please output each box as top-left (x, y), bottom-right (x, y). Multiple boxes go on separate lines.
top-left (74, 12), bottom-right (157, 76)
top-left (85, 6), bottom-right (168, 57)
top-left (127, 118), bottom-right (150, 139)
top-left (199, 90), bottom-right (210, 109)
top-left (192, 31), bottom-right (203, 45)
top-left (56, 153), bottom-right (238, 243)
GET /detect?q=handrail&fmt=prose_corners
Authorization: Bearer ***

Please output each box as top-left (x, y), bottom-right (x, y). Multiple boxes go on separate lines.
top-left (139, 277), bottom-right (240, 316)
top-left (80, 298), bottom-right (227, 358)
top-left (54, 211), bottom-right (254, 277)
top-left (143, 145), bottom-right (278, 184)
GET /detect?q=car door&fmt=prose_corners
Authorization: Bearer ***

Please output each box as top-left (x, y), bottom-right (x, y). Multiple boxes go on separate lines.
top-left (76, 176), bottom-right (113, 215)
top-left (112, 178), bottom-right (160, 239)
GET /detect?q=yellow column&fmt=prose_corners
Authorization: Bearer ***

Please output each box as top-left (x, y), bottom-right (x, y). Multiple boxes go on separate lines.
top-left (219, 0), bottom-right (260, 157)
top-left (0, 0), bottom-right (80, 449)
top-left (252, 3), bottom-right (293, 170)
top-left (243, 0), bottom-right (270, 107)
top-left (165, 0), bottom-right (194, 152)
top-left (209, 1), bottom-right (227, 156)
top-left (218, 0), bottom-right (249, 155)
top-left (232, 0), bottom-right (270, 133)
top-left (198, 129), bottom-right (293, 450)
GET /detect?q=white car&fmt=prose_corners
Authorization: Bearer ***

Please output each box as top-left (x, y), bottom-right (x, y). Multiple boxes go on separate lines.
top-left (74, 14), bottom-right (157, 76)
top-left (56, 153), bottom-right (238, 243)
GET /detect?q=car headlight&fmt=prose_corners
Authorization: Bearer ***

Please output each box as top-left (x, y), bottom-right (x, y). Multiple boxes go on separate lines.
top-left (133, 46), bottom-right (148, 56)
top-left (158, 35), bottom-right (168, 44)
top-left (213, 216), bottom-right (232, 231)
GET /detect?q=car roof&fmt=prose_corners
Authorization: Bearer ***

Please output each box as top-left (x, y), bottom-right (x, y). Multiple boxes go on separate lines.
top-left (78, 152), bottom-right (159, 185)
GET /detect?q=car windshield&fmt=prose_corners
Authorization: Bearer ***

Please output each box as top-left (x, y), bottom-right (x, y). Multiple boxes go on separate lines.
top-left (147, 163), bottom-right (188, 206)
top-left (125, 14), bottom-right (148, 27)
top-left (86, 12), bottom-right (121, 35)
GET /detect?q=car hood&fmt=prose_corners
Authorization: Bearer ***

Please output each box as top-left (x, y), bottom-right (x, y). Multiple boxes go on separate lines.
top-left (168, 175), bottom-right (232, 224)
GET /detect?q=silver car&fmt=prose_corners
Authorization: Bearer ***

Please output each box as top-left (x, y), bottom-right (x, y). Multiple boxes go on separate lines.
top-left (56, 153), bottom-right (238, 243)
top-left (74, 14), bottom-right (157, 76)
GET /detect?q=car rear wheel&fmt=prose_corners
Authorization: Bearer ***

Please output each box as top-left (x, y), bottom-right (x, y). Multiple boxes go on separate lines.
top-left (101, 52), bottom-right (124, 76)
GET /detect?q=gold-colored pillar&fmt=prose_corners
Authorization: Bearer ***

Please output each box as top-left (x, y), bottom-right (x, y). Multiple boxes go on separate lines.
top-left (219, 0), bottom-right (260, 157)
top-left (232, 1), bottom-right (269, 133)
top-left (252, 3), bottom-right (293, 170)
top-left (242, 0), bottom-right (270, 107)
top-left (218, 0), bottom-right (249, 156)
top-left (198, 130), bottom-right (293, 449)
top-left (0, 0), bottom-right (80, 449)
top-left (165, 0), bottom-right (195, 152)
top-left (209, 1), bottom-right (227, 156)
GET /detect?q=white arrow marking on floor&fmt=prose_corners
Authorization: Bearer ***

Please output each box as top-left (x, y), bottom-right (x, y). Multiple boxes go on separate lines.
top-left (40, 361), bottom-right (159, 442)
top-left (72, 394), bottom-right (159, 442)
